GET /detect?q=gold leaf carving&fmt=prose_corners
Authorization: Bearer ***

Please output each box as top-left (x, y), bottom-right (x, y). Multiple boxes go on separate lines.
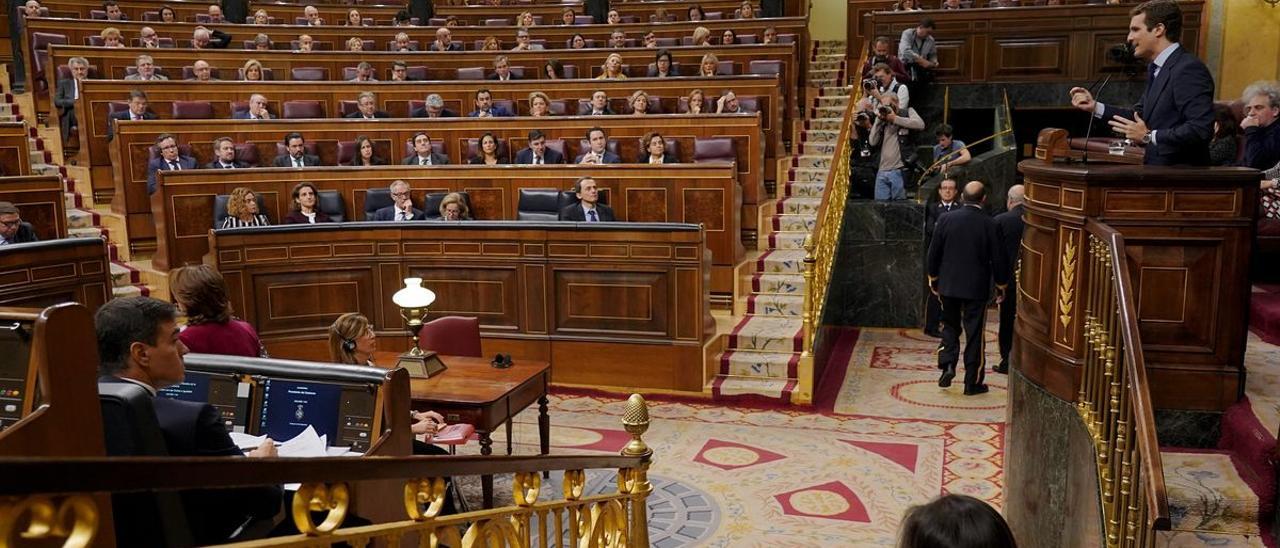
top-left (1058, 238), bottom-right (1077, 329)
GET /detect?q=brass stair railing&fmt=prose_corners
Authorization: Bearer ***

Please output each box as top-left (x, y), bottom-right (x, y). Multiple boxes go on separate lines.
top-left (0, 394), bottom-right (656, 548)
top-left (1078, 221), bottom-right (1169, 546)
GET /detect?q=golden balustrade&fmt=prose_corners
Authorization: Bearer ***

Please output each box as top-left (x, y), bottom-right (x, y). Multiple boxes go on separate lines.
top-left (0, 395), bottom-right (655, 548)
top-left (1076, 222), bottom-right (1169, 547)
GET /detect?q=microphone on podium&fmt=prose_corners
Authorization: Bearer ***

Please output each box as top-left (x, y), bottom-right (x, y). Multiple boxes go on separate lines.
top-left (1076, 73), bottom-right (1112, 165)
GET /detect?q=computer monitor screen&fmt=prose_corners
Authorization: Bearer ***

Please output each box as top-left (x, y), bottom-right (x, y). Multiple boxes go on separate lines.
top-left (159, 371), bottom-right (250, 432)
top-left (0, 321), bottom-right (33, 432)
top-left (258, 378), bottom-right (344, 443)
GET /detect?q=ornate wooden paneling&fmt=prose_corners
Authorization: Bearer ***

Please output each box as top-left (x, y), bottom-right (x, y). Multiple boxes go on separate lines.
top-left (857, 2), bottom-right (1204, 83)
top-left (0, 238), bottom-right (111, 313)
top-left (211, 222), bottom-right (712, 390)
top-left (0, 123), bottom-right (33, 176)
top-left (1016, 159), bottom-right (1257, 411)
top-left (0, 175), bottom-right (67, 241)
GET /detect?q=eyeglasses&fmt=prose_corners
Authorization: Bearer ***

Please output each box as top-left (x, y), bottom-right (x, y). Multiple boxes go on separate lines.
top-left (391, 191), bottom-right (410, 199)
top-left (0, 220), bottom-right (20, 227)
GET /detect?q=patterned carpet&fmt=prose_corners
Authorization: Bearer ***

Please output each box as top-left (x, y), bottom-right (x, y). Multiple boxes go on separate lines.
top-left (456, 324), bottom-right (1008, 546)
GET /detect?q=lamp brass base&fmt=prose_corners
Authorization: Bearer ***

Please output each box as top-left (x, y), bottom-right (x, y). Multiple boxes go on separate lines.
top-left (396, 350), bottom-right (447, 378)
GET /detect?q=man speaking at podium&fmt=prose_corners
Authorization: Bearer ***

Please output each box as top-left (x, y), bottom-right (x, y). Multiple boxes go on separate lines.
top-left (1068, 0), bottom-right (1214, 166)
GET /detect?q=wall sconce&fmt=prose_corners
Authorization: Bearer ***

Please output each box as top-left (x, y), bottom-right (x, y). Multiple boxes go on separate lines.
top-left (391, 277), bottom-right (446, 378)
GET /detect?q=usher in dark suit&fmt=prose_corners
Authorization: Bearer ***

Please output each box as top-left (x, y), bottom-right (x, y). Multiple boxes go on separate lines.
top-left (514, 147), bottom-right (565, 165)
top-left (994, 203), bottom-right (1025, 372)
top-left (927, 203), bottom-right (1008, 391)
top-left (922, 200), bottom-right (958, 337)
top-left (1098, 44), bottom-right (1215, 166)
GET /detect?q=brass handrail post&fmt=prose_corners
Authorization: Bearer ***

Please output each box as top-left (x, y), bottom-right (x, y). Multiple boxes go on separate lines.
top-left (621, 394), bottom-right (653, 548)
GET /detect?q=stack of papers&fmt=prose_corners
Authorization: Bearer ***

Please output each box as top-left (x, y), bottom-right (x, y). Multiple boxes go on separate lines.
top-left (229, 426), bottom-right (356, 457)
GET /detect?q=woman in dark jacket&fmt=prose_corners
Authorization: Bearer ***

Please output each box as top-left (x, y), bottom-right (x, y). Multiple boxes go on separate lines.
top-left (282, 181), bottom-right (332, 224)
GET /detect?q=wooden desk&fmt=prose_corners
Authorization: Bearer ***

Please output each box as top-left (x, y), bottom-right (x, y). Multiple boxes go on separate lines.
top-left (0, 175), bottom-right (67, 240)
top-left (0, 123), bottom-right (34, 176)
top-left (435, 0), bottom-right (807, 23)
top-left (379, 352), bottom-right (550, 508)
top-left (0, 237), bottom-right (111, 312)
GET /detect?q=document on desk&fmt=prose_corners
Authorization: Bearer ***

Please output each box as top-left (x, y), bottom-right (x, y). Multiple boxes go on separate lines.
top-left (230, 427), bottom-right (356, 457)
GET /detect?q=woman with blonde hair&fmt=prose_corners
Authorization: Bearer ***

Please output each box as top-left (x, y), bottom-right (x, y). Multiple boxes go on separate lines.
top-left (686, 88), bottom-right (707, 114)
top-left (172, 264), bottom-right (266, 357)
top-left (252, 8), bottom-right (269, 24)
top-left (596, 53), bottom-right (627, 79)
top-left (528, 91), bottom-right (552, 116)
top-left (221, 187), bottom-right (270, 228)
top-left (439, 192), bottom-right (471, 221)
top-left (630, 90), bottom-right (650, 115)
top-left (100, 27), bottom-right (124, 47)
top-left (699, 53), bottom-right (721, 77)
top-left (346, 36), bottom-right (364, 51)
top-left (481, 35), bottom-right (501, 51)
top-left (518, 11), bottom-right (535, 27)
top-left (329, 313), bottom-right (376, 365)
top-left (691, 26), bottom-right (712, 46)
top-left (242, 59), bottom-right (264, 81)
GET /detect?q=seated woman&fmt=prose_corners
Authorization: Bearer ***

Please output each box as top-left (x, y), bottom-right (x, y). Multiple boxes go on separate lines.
top-left (763, 26), bottom-right (779, 44)
top-left (172, 264), bottom-right (266, 357)
top-left (329, 312), bottom-right (376, 366)
top-left (691, 26), bottom-right (713, 47)
top-left (688, 5), bottom-right (705, 21)
top-left (568, 34), bottom-right (587, 49)
top-left (699, 53), bottom-right (720, 77)
top-left (242, 59), bottom-right (264, 81)
top-left (686, 88), bottom-right (708, 114)
top-left (640, 131), bottom-right (677, 164)
top-left (282, 181), bottom-right (331, 224)
top-left (722, 29), bottom-right (737, 45)
top-left (649, 49), bottom-right (676, 77)
top-left (346, 135), bottom-right (386, 166)
top-left (544, 59), bottom-right (565, 79)
top-left (159, 5), bottom-right (177, 22)
top-left (528, 91), bottom-right (552, 116)
top-left (596, 53), bottom-right (627, 80)
top-left (469, 132), bottom-right (503, 165)
top-left (100, 27), bottom-right (124, 48)
top-left (346, 36), bottom-right (364, 52)
top-left (344, 8), bottom-right (362, 26)
top-left (439, 192), bottom-right (472, 221)
top-left (481, 35), bottom-right (501, 51)
top-left (737, 1), bottom-right (755, 18)
top-left (252, 8), bottom-right (269, 24)
top-left (220, 187), bottom-right (271, 229)
top-left (630, 90), bottom-right (651, 116)
top-left (1209, 105), bottom-right (1239, 167)
top-left (518, 11), bottom-right (536, 27)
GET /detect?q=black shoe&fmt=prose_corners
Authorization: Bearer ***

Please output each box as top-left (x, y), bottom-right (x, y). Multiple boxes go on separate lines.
top-left (938, 366), bottom-right (955, 388)
top-left (993, 363), bottom-right (1009, 374)
top-left (923, 328), bottom-right (942, 338)
top-left (964, 384), bottom-right (990, 396)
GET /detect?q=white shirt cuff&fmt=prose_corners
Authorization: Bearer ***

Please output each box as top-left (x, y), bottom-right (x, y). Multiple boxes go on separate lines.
top-left (1092, 102), bottom-right (1105, 119)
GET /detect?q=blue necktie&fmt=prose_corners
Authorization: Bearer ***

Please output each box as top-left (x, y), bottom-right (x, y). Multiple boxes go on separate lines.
top-left (588, 210), bottom-right (598, 222)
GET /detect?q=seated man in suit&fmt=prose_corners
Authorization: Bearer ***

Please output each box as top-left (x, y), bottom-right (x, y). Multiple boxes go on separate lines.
top-left (345, 91), bottom-right (389, 119)
top-left (0, 202), bottom-right (39, 245)
top-left (393, 32), bottom-right (418, 52)
top-left (138, 26), bottom-right (162, 48)
top-left (233, 94), bottom-right (271, 120)
top-left (468, 88), bottom-right (513, 117)
top-left (102, 0), bottom-right (127, 20)
top-left (108, 89), bottom-right (159, 141)
top-left (639, 131), bottom-right (678, 164)
top-left (489, 55), bottom-right (518, 81)
top-left (515, 130), bottom-right (565, 164)
top-left (576, 127), bottom-right (622, 164)
top-left (402, 131), bottom-right (449, 165)
top-left (558, 176), bottom-right (615, 222)
top-left (273, 132), bottom-right (320, 167)
top-left (205, 137), bottom-right (247, 169)
top-left (94, 297), bottom-right (282, 546)
top-left (186, 59), bottom-right (219, 82)
top-left (429, 27), bottom-right (461, 51)
top-left (585, 90), bottom-right (613, 115)
top-left (373, 179), bottom-right (425, 221)
top-left (190, 27), bottom-right (231, 49)
top-left (511, 27), bottom-right (543, 51)
top-left (124, 54), bottom-right (167, 81)
top-left (54, 56), bottom-right (89, 143)
top-left (147, 133), bottom-right (197, 194)
top-left (411, 94), bottom-right (458, 118)
top-left (349, 61), bottom-right (378, 82)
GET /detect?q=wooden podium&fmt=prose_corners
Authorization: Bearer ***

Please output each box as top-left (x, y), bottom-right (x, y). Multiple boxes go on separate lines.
top-left (1015, 130), bottom-right (1260, 411)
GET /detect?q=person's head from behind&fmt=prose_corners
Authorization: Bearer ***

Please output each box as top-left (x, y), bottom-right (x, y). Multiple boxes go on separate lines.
top-left (938, 177), bottom-right (958, 203)
top-left (1127, 0), bottom-right (1182, 61)
top-left (1212, 104), bottom-right (1238, 139)
top-left (898, 494), bottom-right (1015, 548)
top-left (170, 264), bottom-right (233, 325)
top-left (1007, 184), bottom-right (1025, 209)
top-left (573, 176), bottom-right (599, 205)
top-left (0, 202), bottom-right (24, 241)
top-left (95, 297), bottom-right (186, 388)
top-left (440, 192), bottom-right (469, 221)
top-left (962, 181), bottom-right (987, 205)
top-left (328, 312), bottom-right (375, 364)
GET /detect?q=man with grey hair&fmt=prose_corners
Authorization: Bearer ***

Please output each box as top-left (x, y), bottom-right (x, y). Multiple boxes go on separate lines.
top-left (186, 59), bottom-right (218, 82)
top-left (411, 94), bottom-right (456, 118)
top-left (233, 93), bottom-right (270, 119)
top-left (345, 91), bottom-right (388, 119)
top-left (1242, 80), bottom-right (1280, 171)
top-left (349, 61), bottom-right (378, 82)
top-left (251, 33), bottom-right (271, 50)
top-left (993, 184), bottom-right (1025, 374)
top-left (138, 26), bottom-right (160, 48)
top-left (53, 56), bottom-right (89, 141)
top-left (512, 27), bottom-right (543, 51)
top-left (125, 54), bottom-right (167, 80)
top-left (372, 180), bottom-right (425, 221)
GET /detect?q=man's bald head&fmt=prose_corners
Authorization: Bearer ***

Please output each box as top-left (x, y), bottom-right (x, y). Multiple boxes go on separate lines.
top-left (962, 181), bottom-right (986, 204)
top-left (1007, 184), bottom-right (1025, 208)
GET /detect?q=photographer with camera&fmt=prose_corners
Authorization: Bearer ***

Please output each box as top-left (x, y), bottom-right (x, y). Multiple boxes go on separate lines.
top-left (857, 63), bottom-right (911, 114)
top-left (860, 36), bottom-right (911, 85)
top-left (867, 94), bottom-right (925, 201)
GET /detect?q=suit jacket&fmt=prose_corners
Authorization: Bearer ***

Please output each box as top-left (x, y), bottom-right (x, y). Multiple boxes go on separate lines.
top-left (231, 111), bottom-right (270, 120)
top-left (637, 153), bottom-right (678, 164)
top-left (147, 156), bottom-right (198, 194)
top-left (372, 205), bottom-right (425, 221)
top-left (558, 202), bottom-right (616, 221)
top-left (924, 200), bottom-right (958, 238)
top-left (107, 109), bottom-right (158, 140)
top-left (282, 210), bottom-right (331, 224)
top-left (487, 73), bottom-right (521, 81)
top-left (272, 154), bottom-right (320, 167)
top-left (344, 110), bottom-right (390, 119)
top-left (574, 150), bottom-right (622, 164)
top-left (1100, 45), bottom-right (1214, 166)
top-left (760, 0), bottom-right (783, 17)
top-left (401, 152), bottom-right (450, 166)
top-left (994, 204), bottom-right (1024, 280)
top-left (3, 222), bottom-right (39, 244)
top-left (467, 106), bottom-right (514, 117)
top-left (53, 78), bottom-right (80, 139)
top-left (221, 0), bottom-right (249, 23)
top-left (646, 67), bottom-right (677, 77)
top-left (409, 106), bottom-right (458, 118)
top-left (585, 0), bottom-right (609, 23)
top-left (204, 160), bottom-right (248, 169)
top-left (428, 42), bottom-right (462, 52)
top-left (927, 204), bottom-right (1007, 301)
top-left (514, 147), bottom-right (565, 165)
top-left (1243, 121), bottom-right (1280, 171)
top-left (124, 73), bottom-right (168, 81)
